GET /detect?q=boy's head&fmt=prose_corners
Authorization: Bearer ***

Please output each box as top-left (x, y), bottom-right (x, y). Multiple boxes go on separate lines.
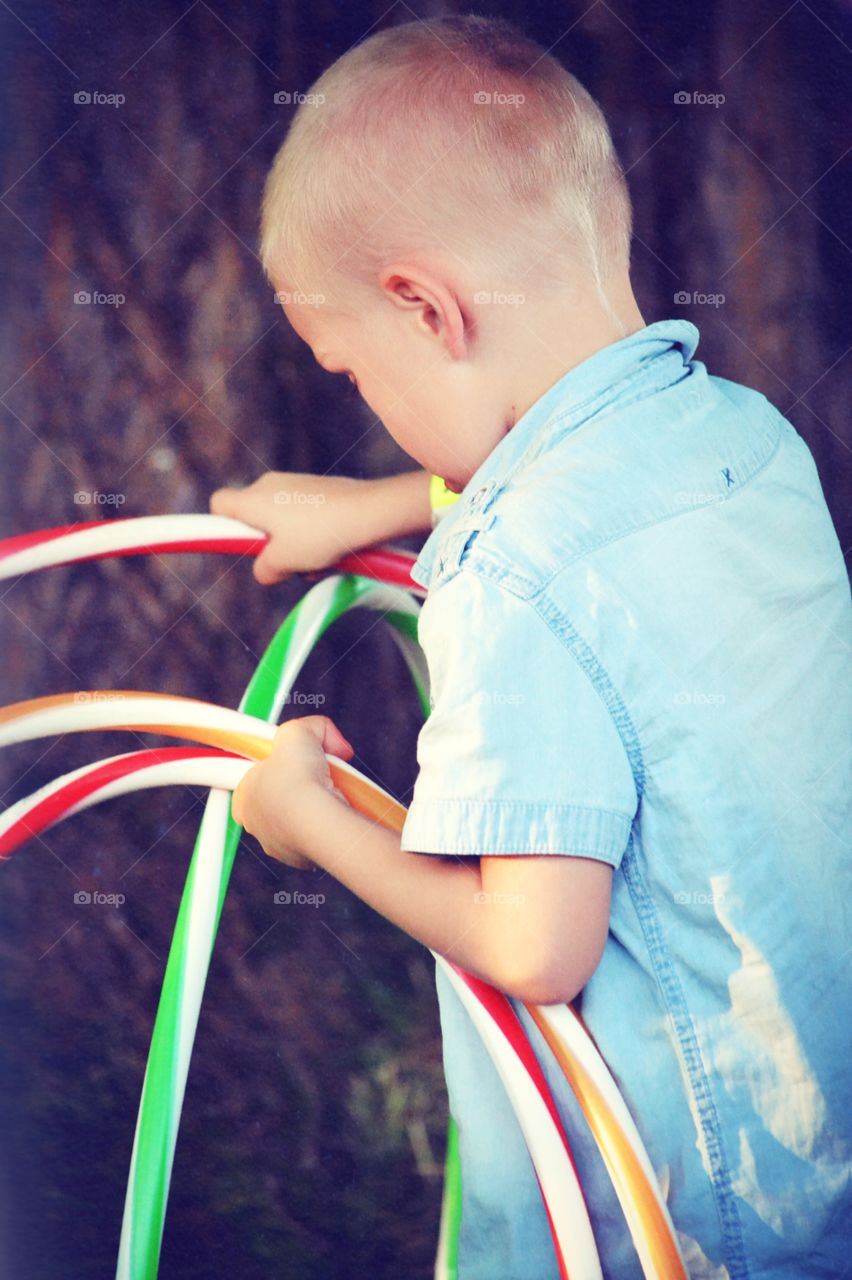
top-left (260, 15), bottom-right (640, 490)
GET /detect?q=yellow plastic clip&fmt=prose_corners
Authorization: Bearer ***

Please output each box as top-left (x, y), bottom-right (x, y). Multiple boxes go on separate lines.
top-left (429, 474), bottom-right (461, 527)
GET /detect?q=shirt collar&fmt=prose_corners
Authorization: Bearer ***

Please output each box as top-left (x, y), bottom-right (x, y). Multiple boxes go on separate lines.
top-left (410, 317), bottom-right (700, 588)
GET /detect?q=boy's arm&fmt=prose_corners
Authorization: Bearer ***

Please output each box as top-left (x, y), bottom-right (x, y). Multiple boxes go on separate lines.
top-left (243, 751), bottom-right (611, 1007)
top-left (309, 787), bottom-right (611, 1007)
top-left (356, 469), bottom-right (435, 540)
top-left (210, 469), bottom-right (432, 584)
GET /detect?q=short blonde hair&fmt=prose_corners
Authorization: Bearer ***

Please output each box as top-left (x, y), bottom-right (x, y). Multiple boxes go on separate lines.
top-left (260, 15), bottom-right (632, 297)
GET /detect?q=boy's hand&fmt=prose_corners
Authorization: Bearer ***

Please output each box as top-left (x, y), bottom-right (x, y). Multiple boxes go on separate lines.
top-left (232, 716), bottom-right (355, 870)
top-left (210, 471), bottom-right (365, 585)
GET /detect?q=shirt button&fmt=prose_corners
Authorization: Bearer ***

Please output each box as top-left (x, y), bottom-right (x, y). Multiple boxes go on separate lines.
top-left (471, 481), bottom-right (497, 513)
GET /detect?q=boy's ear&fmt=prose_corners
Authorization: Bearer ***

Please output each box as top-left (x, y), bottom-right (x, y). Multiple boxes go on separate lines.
top-left (378, 265), bottom-right (468, 360)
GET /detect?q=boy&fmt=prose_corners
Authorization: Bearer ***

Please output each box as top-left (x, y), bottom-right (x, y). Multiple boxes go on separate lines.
top-left (210, 16), bottom-right (852, 1279)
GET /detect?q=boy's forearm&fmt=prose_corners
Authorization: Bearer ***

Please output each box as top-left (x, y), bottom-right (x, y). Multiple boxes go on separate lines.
top-left (293, 787), bottom-right (528, 997)
top-left (351, 470), bottom-right (433, 546)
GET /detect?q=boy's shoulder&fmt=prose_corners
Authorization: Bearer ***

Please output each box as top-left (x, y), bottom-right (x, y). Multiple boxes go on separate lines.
top-left (422, 370), bottom-right (796, 604)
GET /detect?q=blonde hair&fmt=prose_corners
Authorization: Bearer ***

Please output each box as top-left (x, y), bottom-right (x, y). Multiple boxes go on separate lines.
top-left (260, 15), bottom-right (632, 299)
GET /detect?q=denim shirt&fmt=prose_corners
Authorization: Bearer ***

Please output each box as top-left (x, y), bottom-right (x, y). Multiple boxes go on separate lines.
top-left (399, 320), bottom-right (852, 1279)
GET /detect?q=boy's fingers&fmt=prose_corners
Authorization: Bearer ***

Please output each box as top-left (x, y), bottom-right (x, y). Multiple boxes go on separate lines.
top-left (210, 487), bottom-right (239, 516)
top-left (252, 546), bottom-right (288, 586)
top-left (316, 715), bottom-right (355, 759)
top-left (231, 777), bottom-right (245, 827)
top-left (276, 715), bottom-right (353, 759)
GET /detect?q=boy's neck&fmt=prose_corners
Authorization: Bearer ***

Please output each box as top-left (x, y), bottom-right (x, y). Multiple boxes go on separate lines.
top-left (496, 276), bottom-right (646, 433)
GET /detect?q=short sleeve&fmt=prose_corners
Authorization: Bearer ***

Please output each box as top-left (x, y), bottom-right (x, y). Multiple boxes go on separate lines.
top-left (399, 570), bottom-right (638, 865)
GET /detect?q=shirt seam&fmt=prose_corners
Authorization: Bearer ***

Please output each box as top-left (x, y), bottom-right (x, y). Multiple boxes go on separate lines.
top-left (489, 351), bottom-right (694, 506)
top-left (537, 400), bottom-right (783, 592)
top-left (463, 395), bottom-right (782, 601)
top-left (401, 799), bottom-right (633, 860)
top-left (528, 589), bottom-right (647, 799)
top-left (405, 847), bottom-right (621, 863)
top-left (620, 836), bottom-right (752, 1278)
top-left (431, 566), bottom-right (647, 804)
top-left (415, 342), bottom-right (697, 588)
top-left (403, 797), bottom-right (634, 818)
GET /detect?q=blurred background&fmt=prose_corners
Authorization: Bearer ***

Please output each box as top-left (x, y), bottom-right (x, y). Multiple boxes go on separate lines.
top-left (1, 1), bottom-right (850, 1276)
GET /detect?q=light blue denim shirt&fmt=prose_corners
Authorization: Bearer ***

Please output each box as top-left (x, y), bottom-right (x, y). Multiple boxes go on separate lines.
top-left (399, 319), bottom-right (852, 1279)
